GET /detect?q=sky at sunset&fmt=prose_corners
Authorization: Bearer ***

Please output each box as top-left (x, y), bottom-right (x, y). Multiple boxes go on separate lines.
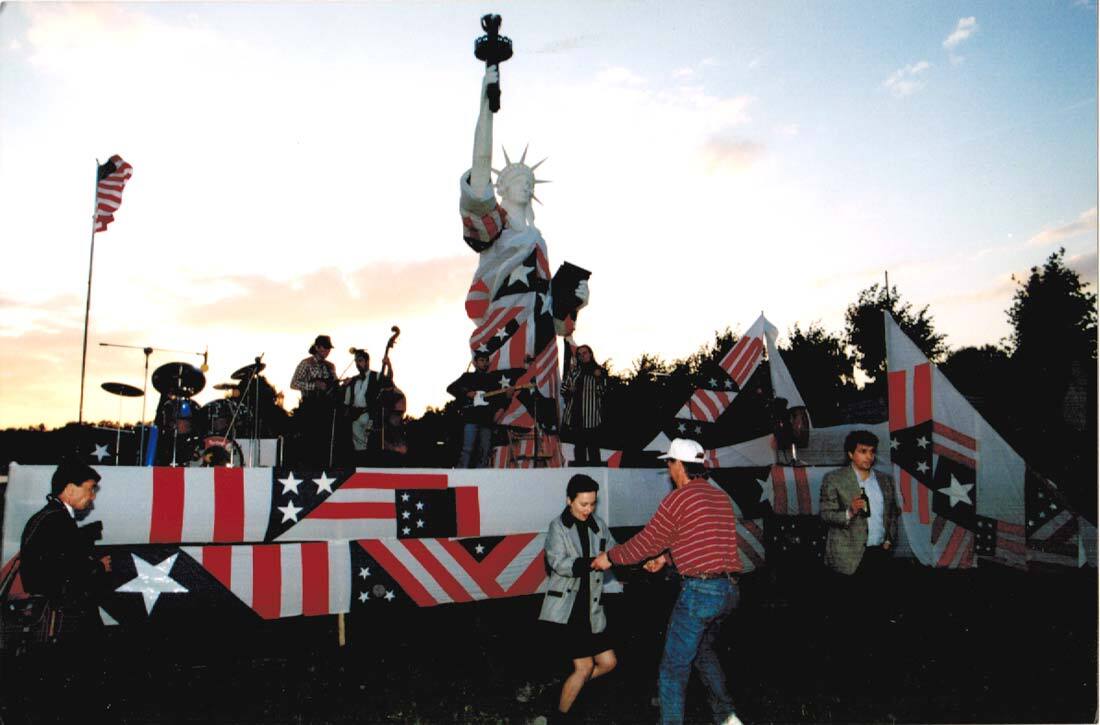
top-left (0, 1), bottom-right (1096, 429)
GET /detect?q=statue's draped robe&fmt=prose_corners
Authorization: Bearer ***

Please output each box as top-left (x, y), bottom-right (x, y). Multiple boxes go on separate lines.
top-left (459, 172), bottom-right (561, 441)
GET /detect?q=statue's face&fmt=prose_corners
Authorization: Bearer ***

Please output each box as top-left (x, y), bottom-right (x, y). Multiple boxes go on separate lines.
top-left (500, 174), bottom-right (533, 205)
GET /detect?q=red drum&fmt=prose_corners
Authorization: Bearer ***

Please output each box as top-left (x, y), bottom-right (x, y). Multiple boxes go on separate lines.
top-left (189, 435), bottom-right (243, 467)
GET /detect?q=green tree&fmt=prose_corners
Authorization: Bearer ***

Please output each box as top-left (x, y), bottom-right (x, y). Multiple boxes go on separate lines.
top-left (1007, 247), bottom-right (1097, 363)
top-left (1005, 248), bottom-right (1097, 517)
top-left (779, 322), bottom-right (857, 426)
top-left (845, 283), bottom-right (947, 384)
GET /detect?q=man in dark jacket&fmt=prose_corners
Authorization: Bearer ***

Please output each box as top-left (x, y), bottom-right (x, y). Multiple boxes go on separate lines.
top-left (20, 461), bottom-right (112, 635)
top-left (447, 352), bottom-right (501, 468)
top-left (17, 461), bottom-right (113, 719)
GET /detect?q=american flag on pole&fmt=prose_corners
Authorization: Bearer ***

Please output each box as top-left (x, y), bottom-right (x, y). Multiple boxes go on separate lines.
top-left (885, 312), bottom-right (1027, 569)
top-left (95, 155), bottom-right (133, 233)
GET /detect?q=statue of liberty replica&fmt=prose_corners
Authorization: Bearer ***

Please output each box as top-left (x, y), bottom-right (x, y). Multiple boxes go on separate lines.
top-left (457, 15), bottom-right (589, 468)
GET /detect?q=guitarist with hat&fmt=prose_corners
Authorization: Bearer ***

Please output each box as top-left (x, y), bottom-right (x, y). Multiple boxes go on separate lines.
top-left (447, 351), bottom-right (504, 468)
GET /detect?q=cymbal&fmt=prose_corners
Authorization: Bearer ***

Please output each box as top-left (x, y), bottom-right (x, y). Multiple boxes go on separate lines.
top-left (101, 381), bottom-right (143, 397)
top-left (152, 362), bottom-right (206, 397)
top-left (231, 362), bottom-right (266, 380)
top-left (212, 383), bottom-right (237, 391)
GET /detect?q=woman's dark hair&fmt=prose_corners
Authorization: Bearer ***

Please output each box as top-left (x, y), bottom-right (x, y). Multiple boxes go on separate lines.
top-left (51, 461), bottom-right (101, 496)
top-left (566, 473), bottom-right (599, 500)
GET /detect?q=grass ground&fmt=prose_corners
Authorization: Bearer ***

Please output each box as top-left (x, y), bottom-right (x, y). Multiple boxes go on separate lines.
top-left (2, 560), bottom-right (1094, 723)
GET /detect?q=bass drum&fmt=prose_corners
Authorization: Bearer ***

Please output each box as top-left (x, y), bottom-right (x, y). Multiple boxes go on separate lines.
top-left (189, 436), bottom-right (244, 467)
top-left (202, 398), bottom-right (253, 437)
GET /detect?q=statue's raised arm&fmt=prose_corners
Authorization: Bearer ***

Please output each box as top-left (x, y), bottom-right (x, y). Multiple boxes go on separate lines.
top-left (470, 67), bottom-right (497, 198)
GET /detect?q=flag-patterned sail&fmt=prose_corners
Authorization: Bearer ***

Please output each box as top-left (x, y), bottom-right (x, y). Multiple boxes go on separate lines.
top-left (886, 311), bottom-right (1030, 569)
top-left (643, 313), bottom-right (809, 468)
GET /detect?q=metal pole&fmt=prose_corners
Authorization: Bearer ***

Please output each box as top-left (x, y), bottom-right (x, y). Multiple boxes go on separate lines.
top-left (78, 159), bottom-right (100, 426)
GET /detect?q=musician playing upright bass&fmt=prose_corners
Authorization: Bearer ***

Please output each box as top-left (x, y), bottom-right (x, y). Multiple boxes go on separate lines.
top-left (446, 350), bottom-right (499, 468)
top-left (290, 334), bottom-right (337, 467)
top-left (344, 347), bottom-right (390, 466)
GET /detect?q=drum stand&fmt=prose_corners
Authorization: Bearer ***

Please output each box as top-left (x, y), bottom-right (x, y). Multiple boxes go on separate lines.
top-left (225, 354), bottom-right (264, 467)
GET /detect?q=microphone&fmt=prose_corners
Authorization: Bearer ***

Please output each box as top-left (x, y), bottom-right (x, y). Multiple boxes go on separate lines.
top-left (201, 348), bottom-right (209, 373)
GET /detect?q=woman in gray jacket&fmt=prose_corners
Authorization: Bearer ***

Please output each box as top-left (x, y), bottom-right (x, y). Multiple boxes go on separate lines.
top-left (539, 474), bottom-right (617, 718)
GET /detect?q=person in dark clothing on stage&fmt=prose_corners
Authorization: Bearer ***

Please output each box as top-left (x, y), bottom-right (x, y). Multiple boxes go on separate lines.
top-left (290, 334), bottom-right (338, 467)
top-left (446, 351), bottom-right (499, 468)
top-left (561, 344), bottom-right (607, 466)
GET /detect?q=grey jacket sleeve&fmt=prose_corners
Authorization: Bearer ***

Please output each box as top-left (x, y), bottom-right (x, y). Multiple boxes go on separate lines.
top-left (544, 520), bottom-right (579, 578)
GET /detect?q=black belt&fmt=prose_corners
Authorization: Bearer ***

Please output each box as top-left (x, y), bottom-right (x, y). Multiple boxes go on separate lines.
top-left (684, 572), bottom-right (739, 582)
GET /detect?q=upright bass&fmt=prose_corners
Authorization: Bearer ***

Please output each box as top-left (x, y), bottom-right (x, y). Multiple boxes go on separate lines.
top-left (378, 326), bottom-right (407, 457)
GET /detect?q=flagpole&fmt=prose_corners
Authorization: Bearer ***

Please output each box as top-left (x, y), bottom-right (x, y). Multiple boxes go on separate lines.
top-left (78, 159), bottom-right (100, 426)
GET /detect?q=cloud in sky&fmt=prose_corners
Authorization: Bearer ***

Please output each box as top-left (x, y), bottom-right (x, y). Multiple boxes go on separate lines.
top-left (701, 136), bottom-right (765, 172)
top-left (1067, 250), bottom-right (1098, 286)
top-left (176, 258), bottom-right (472, 331)
top-left (1027, 207), bottom-right (1098, 246)
top-left (943, 17), bottom-right (979, 50)
top-left (883, 61), bottom-right (931, 98)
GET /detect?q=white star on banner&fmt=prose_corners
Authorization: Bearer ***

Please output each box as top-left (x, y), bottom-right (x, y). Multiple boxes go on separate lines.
top-left (359, 591), bottom-right (369, 603)
top-left (508, 264), bottom-right (533, 286)
top-left (937, 475), bottom-right (974, 508)
top-left (401, 511), bottom-right (411, 520)
top-left (474, 544), bottom-right (485, 554)
top-left (116, 553), bottom-right (188, 615)
top-left (708, 378), bottom-right (718, 387)
top-left (678, 423), bottom-right (687, 432)
top-left (494, 327), bottom-right (509, 340)
top-left (401, 492), bottom-right (410, 502)
top-left (313, 473), bottom-right (336, 495)
top-left (916, 461), bottom-right (929, 474)
top-left (890, 439), bottom-right (899, 450)
top-left (724, 380), bottom-right (733, 389)
top-left (278, 473), bottom-right (302, 496)
top-left (539, 293), bottom-right (552, 313)
top-left (402, 526), bottom-right (411, 535)
top-left (498, 375), bottom-right (512, 388)
top-left (384, 590), bottom-right (395, 602)
top-left (757, 479), bottom-right (774, 507)
top-left (477, 344), bottom-right (489, 353)
top-left (359, 567), bottom-right (371, 580)
top-left (916, 436), bottom-right (929, 449)
top-left (92, 444), bottom-right (110, 462)
top-left (416, 502), bottom-right (424, 510)
top-left (416, 519), bottom-right (425, 528)
top-left (278, 501), bottom-right (303, 522)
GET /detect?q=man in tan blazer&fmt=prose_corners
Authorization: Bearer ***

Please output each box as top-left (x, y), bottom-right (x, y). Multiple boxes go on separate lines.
top-left (819, 429), bottom-right (899, 575)
top-left (818, 429), bottom-right (900, 702)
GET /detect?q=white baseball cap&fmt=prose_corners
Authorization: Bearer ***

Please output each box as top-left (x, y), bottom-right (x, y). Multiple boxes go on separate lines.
top-left (657, 438), bottom-right (706, 463)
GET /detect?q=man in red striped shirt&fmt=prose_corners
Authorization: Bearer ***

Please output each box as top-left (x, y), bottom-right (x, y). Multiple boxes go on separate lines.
top-left (593, 438), bottom-right (741, 725)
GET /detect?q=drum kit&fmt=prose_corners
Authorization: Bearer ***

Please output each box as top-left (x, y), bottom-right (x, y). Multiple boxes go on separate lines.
top-left (100, 357), bottom-right (267, 467)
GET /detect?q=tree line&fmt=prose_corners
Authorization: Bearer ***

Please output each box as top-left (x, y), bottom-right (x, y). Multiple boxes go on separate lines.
top-left (3, 249), bottom-right (1094, 518)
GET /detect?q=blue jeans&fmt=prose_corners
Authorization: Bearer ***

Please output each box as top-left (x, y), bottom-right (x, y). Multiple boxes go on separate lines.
top-left (457, 423), bottom-right (492, 468)
top-left (658, 577), bottom-right (739, 724)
